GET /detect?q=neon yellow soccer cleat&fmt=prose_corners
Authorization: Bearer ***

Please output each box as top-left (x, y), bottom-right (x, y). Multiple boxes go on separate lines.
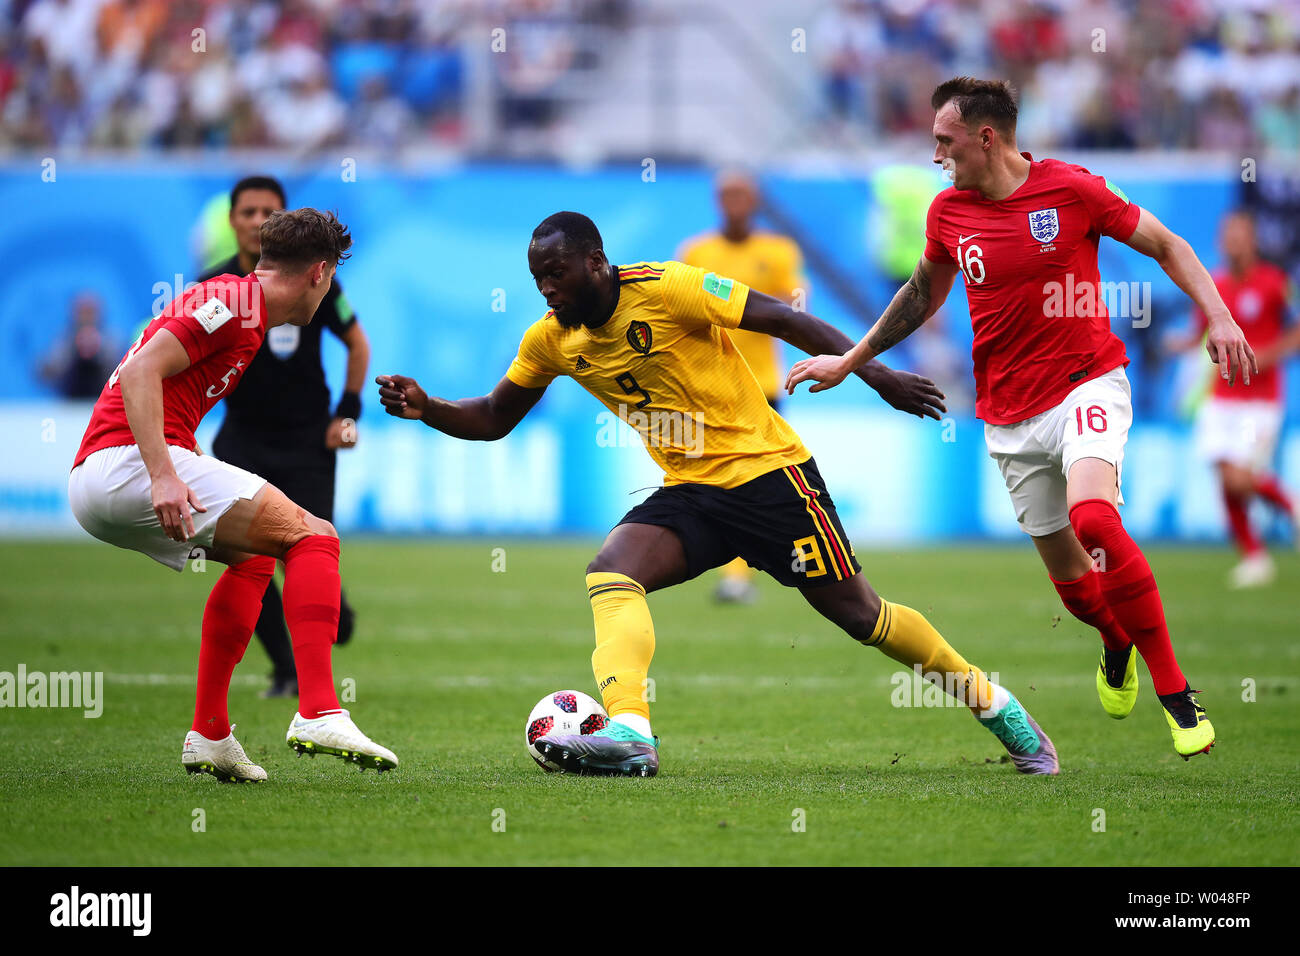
top-left (1159, 688), bottom-right (1215, 759)
top-left (1096, 644), bottom-right (1138, 719)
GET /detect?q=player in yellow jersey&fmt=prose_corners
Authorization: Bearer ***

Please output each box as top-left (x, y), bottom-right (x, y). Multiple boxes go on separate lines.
top-left (377, 211), bottom-right (1059, 777)
top-left (678, 171), bottom-right (803, 403)
top-left (679, 169), bottom-right (807, 603)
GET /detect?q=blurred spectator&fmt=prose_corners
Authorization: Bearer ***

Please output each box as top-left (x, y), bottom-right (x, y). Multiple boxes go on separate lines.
top-left (813, 0), bottom-right (885, 133)
top-left (44, 65), bottom-right (93, 147)
top-left (1142, 81), bottom-right (1192, 149)
top-left (1, 0), bottom-right (1299, 158)
top-left (496, 0), bottom-right (576, 136)
top-left (1196, 86), bottom-right (1253, 152)
top-left (2, 0), bottom-right (469, 153)
top-left (21, 0), bottom-right (103, 77)
top-left (804, 0), bottom-right (1300, 157)
top-left (1070, 92), bottom-right (1136, 150)
top-left (223, 92), bottom-right (269, 147)
top-left (1255, 84), bottom-right (1300, 154)
top-left (261, 72), bottom-right (345, 150)
top-left (991, 0), bottom-right (1064, 68)
top-left (348, 75), bottom-right (415, 151)
top-left (39, 293), bottom-right (118, 399)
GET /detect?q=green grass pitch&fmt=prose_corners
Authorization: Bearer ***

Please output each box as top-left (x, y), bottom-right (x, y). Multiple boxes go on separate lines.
top-left (0, 539), bottom-right (1295, 866)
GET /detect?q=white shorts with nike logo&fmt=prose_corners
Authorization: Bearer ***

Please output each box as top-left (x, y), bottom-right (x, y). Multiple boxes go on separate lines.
top-left (984, 367), bottom-right (1132, 537)
top-left (68, 444), bottom-right (266, 571)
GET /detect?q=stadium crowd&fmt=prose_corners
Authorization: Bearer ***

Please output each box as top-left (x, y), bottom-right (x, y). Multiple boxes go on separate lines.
top-left (1, 0), bottom-right (1296, 156)
top-left (814, 0), bottom-right (1300, 153)
top-left (0, 0), bottom-right (626, 152)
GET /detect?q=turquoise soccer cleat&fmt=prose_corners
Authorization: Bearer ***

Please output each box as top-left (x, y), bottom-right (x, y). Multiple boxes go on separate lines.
top-left (978, 693), bottom-right (1059, 775)
top-left (536, 721), bottom-right (660, 777)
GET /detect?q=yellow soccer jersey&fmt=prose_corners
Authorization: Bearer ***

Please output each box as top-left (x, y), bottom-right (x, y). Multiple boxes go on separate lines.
top-left (677, 232), bottom-right (805, 400)
top-left (506, 260), bottom-right (810, 489)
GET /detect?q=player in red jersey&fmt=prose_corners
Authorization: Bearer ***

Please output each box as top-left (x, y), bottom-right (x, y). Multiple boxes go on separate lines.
top-left (68, 208), bottom-right (397, 781)
top-left (787, 77), bottom-right (1258, 760)
top-left (1173, 210), bottom-right (1300, 587)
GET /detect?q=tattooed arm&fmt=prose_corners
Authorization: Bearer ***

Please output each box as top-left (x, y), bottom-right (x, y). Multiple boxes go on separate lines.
top-left (739, 289), bottom-right (947, 419)
top-left (785, 256), bottom-right (958, 394)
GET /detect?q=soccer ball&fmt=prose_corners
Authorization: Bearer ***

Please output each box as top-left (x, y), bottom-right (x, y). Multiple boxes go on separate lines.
top-left (525, 690), bottom-right (609, 770)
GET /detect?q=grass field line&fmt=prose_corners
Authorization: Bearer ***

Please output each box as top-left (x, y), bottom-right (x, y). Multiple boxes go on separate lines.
top-left (101, 671), bottom-right (1297, 692)
top-left (4, 542), bottom-right (1295, 867)
top-left (107, 673), bottom-right (262, 686)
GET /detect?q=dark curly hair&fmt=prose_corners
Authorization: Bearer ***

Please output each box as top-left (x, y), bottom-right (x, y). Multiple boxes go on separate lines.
top-left (258, 208), bottom-right (352, 269)
top-left (931, 77), bottom-right (1019, 137)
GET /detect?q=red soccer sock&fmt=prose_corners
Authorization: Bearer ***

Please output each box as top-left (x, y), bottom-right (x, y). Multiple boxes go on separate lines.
top-left (1051, 568), bottom-right (1131, 652)
top-left (283, 535), bottom-right (342, 719)
top-left (1222, 487), bottom-right (1263, 556)
top-left (1252, 474), bottom-right (1294, 514)
top-left (1069, 499), bottom-right (1187, 696)
top-left (193, 555), bottom-right (276, 739)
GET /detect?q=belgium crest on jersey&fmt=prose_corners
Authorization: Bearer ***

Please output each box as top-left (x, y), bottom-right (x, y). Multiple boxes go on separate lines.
top-left (1028, 208), bottom-right (1060, 243)
top-left (627, 320), bottom-right (652, 355)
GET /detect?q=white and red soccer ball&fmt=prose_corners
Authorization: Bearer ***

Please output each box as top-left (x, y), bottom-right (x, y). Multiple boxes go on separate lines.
top-left (525, 690), bottom-right (609, 770)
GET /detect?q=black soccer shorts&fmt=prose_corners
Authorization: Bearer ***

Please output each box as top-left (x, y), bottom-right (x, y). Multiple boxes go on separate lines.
top-left (212, 421), bottom-right (338, 522)
top-left (615, 457), bottom-right (860, 588)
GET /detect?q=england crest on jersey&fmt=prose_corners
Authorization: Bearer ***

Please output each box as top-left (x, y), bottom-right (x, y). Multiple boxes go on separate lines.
top-left (1028, 208), bottom-right (1060, 243)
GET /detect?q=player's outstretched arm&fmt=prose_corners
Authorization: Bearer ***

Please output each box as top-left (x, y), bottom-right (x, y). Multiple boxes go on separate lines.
top-left (739, 286), bottom-right (947, 420)
top-left (1125, 208), bottom-right (1258, 386)
top-left (117, 328), bottom-right (207, 542)
top-left (784, 255), bottom-right (956, 396)
top-left (375, 373), bottom-right (546, 440)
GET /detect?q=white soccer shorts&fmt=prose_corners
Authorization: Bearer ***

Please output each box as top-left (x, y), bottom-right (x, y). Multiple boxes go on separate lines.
top-left (984, 366), bottom-right (1133, 537)
top-left (1194, 397), bottom-right (1282, 472)
top-left (68, 444), bottom-right (266, 571)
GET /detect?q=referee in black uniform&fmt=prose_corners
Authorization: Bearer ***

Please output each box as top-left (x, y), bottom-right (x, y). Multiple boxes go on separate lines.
top-left (199, 175), bottom-right (370, 697)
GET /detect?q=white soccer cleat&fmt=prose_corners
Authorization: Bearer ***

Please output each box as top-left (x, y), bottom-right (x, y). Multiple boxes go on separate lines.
top-left (182, 725), bottom-right (267, 783)
top-left (285, 709), bottom-right (398, 772)
top-left (1229, 552), bottom-right (1274, 589)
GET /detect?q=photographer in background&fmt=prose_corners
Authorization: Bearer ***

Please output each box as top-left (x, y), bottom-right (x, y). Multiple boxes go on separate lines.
top-left (40, 293), bottom-right (119, 399)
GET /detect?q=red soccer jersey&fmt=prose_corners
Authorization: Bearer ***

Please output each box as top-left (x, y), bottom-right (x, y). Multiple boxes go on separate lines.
top-left (1193, 261), bottom-right (1291, 403)
top-left (924, 154), bottom-right (1141, 425)
top-left (73, 275), bottom-right (268, 468)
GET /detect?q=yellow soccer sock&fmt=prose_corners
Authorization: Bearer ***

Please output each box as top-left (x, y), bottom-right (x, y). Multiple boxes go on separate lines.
top-left (869, 599), bottom-right (996, 713)
top-left (587, 572), bottom-right (656, 721)
top-left (721, 557), bottom-right (752, 583)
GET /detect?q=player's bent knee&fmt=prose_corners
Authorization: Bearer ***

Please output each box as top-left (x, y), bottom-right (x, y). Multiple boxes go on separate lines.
top-left (241, 486), bottom-right (337, 557)
top-left (1068, 498), bottom-right (1120, 542)
top-left (1219, 467), bottom-right (1253, 499)
top-left (586, 551), bottom-right (621, 576)
top-left (846, 598), bottom-right (883, 644)
top-left (284, 517), bottom-right (336, 550)
top-left (803, 576), bottom-right (883, 643)
top-left (305, 516), bottom-right (338, 539)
